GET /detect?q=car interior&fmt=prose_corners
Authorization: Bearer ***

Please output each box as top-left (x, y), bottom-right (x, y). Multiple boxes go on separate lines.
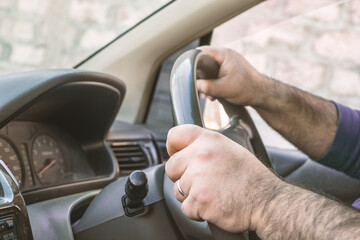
top-left (0, 0), bottom-right (359, 239)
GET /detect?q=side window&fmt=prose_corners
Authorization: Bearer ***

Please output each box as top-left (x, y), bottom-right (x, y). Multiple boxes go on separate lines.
top-left (204, 0), bottom-right (360, 149)
top-left (145, 40), bottom-right (200, 132)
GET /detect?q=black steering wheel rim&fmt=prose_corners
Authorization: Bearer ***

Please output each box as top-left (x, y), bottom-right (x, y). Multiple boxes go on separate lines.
top-left (170, 49), bottom-right (219, 127)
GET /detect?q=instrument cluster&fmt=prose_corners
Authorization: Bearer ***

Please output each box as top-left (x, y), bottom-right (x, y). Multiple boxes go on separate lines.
top-left (0, 121), bottom-right (92, 191)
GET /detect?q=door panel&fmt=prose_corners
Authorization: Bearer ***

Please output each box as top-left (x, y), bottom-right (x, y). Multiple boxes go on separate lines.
top-left (268, 147), bottom-right (360, 204)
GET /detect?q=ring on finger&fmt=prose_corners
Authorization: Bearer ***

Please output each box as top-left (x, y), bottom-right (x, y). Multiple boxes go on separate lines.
top-left (177, 180), bottom-right (187, 198)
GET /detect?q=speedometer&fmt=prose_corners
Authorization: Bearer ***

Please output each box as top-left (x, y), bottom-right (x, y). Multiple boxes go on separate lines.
top-left (32, 135), bottom-right (66, 184)
top-left (0, 137), bottom-right (23, 185)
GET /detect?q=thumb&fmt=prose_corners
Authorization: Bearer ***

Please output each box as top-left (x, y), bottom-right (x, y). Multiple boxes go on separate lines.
top-left (166, 125), bottom-right (205, 156)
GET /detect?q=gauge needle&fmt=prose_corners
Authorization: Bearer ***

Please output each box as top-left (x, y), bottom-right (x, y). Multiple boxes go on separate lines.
top-left (38, 159), bottom-right (57, 176)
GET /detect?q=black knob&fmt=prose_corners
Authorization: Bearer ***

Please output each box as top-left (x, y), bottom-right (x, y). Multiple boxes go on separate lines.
top-left (125, 170), bottom-right (148, 208)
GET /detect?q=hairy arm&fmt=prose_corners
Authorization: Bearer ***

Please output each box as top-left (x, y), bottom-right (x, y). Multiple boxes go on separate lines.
top-left (254, 76), bottom-right (337, 159)
top-left (256, 180), bottom-right (360, 239)
top-left (197, 47), bottom-right (338, 159)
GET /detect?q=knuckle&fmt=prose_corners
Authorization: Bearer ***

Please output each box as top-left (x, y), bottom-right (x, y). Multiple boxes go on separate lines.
top-left (197, 148), bottom-right (214, 162)
top-left (200, 81), bottom-right (211, 93)
top-left (165, 156), bottom-right (178, 179)
top-left (181, 200), bottom-right (191, 216)
top-left (194, 188), bottom-right (211, 206)
top-left (228, 48), bottom-right (237, 56)
top-left (193, 165), bottom-right (207, 176)
top-left (195, 133), bottom-right (222, 161)
top-left (202, 130), bottom-right (221, 141)
top-left (181, 199), bottom-right (198, 220)
top-left (209, 131), bottom-right (222, 140)
top-left (167, 127), bottom-right (176, 142)
top-left (165, 159), bottom-right (173, 174)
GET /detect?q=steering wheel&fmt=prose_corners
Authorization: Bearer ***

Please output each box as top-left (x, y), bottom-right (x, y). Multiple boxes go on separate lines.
top-left (164, 49), bottom-right (272, 240)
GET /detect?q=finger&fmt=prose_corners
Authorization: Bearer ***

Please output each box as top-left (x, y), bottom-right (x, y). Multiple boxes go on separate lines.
top-left (173, 167), bottom-right (192, 201)
top-left (165, 139), bottom-right (202, 181)
top-left (166, 125), bottom-right (204, 156)
top-left (181, 194), bottom-right (202, 221)
top-left (197, 78), bottom-right (224, 97)
top-left (173, 179), bottom-right (190, 203)
top-left (165, 151), bottom-right (187, 181)
top-left (196, 46), bottom-right (227, 65)
top-left (173, 180), bottom-right (185, 202)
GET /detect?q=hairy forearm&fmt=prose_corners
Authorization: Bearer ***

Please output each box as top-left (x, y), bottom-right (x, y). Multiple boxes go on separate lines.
top-left (255, 180), bottom-right (360, 239)
top-left (254, 76), bottom-right (337, 159)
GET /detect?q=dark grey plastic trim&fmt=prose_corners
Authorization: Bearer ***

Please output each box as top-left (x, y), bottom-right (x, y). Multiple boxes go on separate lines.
top-left (27, 190), bottom-right (99, 240)
top-left (73, 165), bottom-right (181, 240)
top-left (0, 69), bottom-right (125, 129)
top-left (73, 164), bottom-right (165, 233)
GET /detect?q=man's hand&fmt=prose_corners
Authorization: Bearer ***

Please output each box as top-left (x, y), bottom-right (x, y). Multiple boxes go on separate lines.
top-left (165, 125), bottom-right (360, 239)
top-left (165, 124), bottom-right (279, 232)
top-left (197, 46), bottom-right (337, 159)
top-left (197, 46), bottom-right (268, 107)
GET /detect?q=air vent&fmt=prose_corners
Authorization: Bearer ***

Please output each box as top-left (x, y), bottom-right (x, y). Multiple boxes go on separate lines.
top-left (109, 141), bottom-right (154, 175)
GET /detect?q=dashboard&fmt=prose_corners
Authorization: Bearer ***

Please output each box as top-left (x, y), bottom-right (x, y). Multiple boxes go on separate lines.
top-left (0, 70), bottom-right (129, 204)
top-left (0, 69), bottom-right (166, 240)
top-left (0, 122), bottom-right (93, 191)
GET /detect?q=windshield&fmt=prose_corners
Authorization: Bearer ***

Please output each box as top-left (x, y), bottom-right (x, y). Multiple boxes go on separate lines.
top-left (0, 0), bottom-right (171, 75)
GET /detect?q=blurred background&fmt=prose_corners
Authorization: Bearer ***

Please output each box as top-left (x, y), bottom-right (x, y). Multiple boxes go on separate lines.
top-left (213, 0), bottom-right (360, 109)
top-left (206, 0), bottom-right (360, 149)
top-left (0, 0), bottom-right (168, 74)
